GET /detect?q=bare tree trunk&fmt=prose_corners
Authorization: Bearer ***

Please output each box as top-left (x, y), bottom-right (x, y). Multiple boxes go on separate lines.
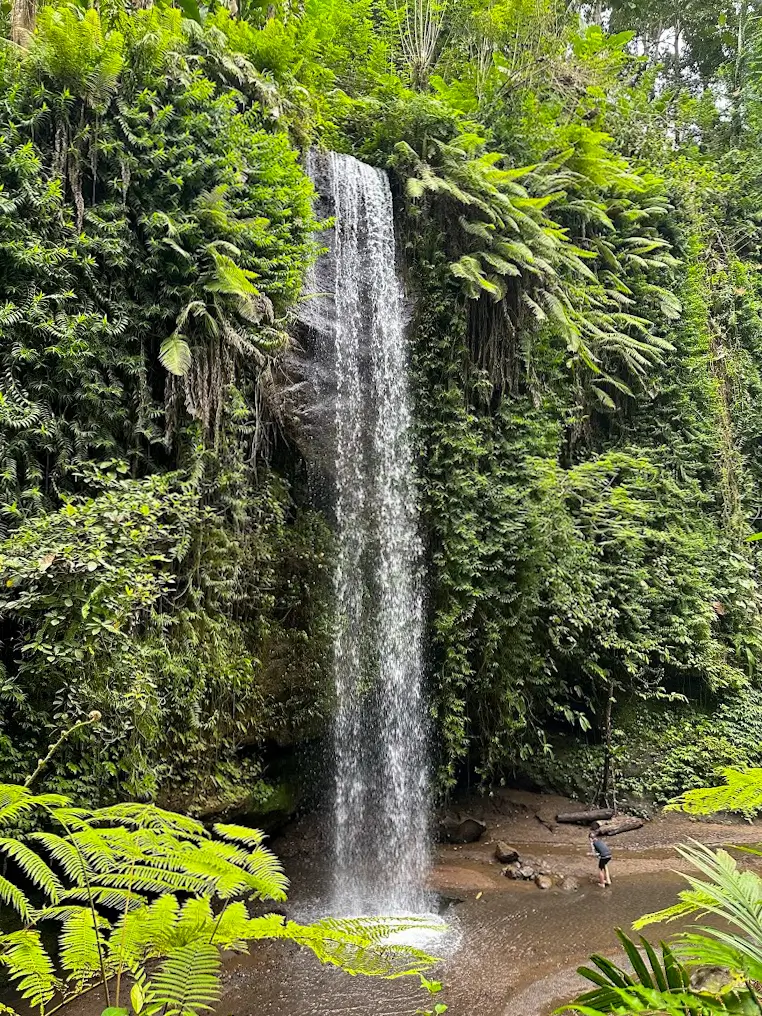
top-left (601, 676), bottom-right (615, 808)
top-left (732, 0), bottom-right (749, 139)
top-left (10, 0), bottom-right (37, 45)
top-left (672, 19), bottom-right (682, 145)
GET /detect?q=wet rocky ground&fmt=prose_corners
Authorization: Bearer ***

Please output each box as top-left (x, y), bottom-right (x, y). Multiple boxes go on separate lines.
top-left (218, 790), bottom-right (762, 1016)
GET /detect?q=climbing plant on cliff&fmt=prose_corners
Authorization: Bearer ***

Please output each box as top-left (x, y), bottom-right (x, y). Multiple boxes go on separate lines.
top-left (4, 0), bottom-right (762, 808)
top-left (0, 3), bottom-right (331, 805)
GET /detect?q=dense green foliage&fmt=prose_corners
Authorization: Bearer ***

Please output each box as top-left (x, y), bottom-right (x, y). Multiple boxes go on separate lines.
top-left (0, 6), bottom-right (332, 806)
top-left (3, 0), bottom-right (762, 806)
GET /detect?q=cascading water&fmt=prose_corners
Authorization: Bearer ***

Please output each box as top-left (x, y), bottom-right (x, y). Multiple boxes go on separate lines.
top-left (303, 151), bottom-right (430, 916)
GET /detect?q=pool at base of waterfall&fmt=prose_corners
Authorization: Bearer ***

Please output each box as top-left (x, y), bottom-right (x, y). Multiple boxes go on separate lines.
top-left (215, 862), bottom-right (691, 1016)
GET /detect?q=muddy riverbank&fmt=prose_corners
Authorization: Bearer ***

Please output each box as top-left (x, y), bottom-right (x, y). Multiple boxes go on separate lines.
top-left (220, 790), bottom-right (762, 1016)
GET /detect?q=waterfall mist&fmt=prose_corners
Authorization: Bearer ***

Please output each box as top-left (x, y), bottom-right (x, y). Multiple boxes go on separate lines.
top-left (304, 150), bottom-right (430, 916)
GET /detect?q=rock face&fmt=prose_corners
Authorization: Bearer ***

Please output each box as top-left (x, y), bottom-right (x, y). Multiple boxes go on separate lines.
top-left (535, 874), bottom-right (553, 890)
top-left (438, 817), bottom-right (487, 844)
top-left (495, 841), bottom-right (520, 864)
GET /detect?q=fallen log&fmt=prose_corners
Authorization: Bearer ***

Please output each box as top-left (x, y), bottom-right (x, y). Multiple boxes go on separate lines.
top-left (555, 808), bottom-right (615, 825)
top-left (591, 816), bottom-right (644, 836)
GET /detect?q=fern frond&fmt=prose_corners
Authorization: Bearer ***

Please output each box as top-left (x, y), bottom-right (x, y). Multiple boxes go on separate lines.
top-left (0, 929), bottom-right (58, 1008)
top-left (147, 942), bottom-right (221, 1016)
top-left (248, 914), bottom-right (440, 979)
top-left (213, 824), bottom-right (265, 847)
top-left (0, 838), bottom-right (64, 902)
top-left (58, 906), bottom-right (109, 981)
top-left (666, 768), bottom-right (762, 817)
top-left (0, 785), bottom-right (68, 827)
top-left (0, 875), bottom-right (31, 921)
top-left (92, 804), bottom-right (205, 838)
top-left (109, 894), bottom-right (181, 967)
top-left (30, 832), bottom-right (94, 882)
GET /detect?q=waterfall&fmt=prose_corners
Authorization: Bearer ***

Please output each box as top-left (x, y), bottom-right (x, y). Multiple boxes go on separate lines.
top-left (304, 151), bottom-right (430, 916)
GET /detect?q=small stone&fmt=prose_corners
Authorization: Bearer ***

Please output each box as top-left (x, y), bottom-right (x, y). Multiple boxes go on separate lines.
top-left (535, 874), bottom-right (552, 890)
top-left (495, 841), bottom-right (520, 864)
top-left (503, 862), bottom-right (522, 880)
top-left (518, 864), bottom-right (535, 880)
top-left (560, 876), bottom-right (579, 892)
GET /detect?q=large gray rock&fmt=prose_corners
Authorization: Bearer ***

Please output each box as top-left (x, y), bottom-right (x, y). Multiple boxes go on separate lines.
top-left (439, 817), bottom-right (487, 844)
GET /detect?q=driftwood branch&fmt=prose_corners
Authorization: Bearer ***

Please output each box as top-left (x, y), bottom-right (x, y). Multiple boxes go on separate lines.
top-left (591, 816), bottom-right (644, 836)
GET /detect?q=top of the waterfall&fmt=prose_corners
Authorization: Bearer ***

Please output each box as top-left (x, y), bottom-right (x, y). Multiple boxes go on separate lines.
top-left (299, 149), bottom-right (412, 334)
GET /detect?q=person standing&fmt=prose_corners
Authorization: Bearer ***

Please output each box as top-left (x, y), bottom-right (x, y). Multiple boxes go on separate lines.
top-left (589, 829), bottom-right (612, 887)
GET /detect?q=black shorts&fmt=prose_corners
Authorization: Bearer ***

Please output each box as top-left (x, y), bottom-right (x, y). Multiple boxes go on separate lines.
top-left (598, 857), bottom-right (611, 870)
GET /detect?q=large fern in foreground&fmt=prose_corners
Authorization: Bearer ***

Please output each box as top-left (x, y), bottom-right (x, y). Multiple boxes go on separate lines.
top-left (0, 782), bottom-right (442, 1016)
top-left (563, 928), bottom-right (760, 1016)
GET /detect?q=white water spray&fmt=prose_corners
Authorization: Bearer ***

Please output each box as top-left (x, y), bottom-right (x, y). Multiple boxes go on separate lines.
top-left (304, 151), bottom-right (430, 916)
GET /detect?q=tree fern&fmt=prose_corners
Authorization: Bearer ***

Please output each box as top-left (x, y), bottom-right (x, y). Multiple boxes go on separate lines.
top-left (0, 781), bottom-right (441, 1016)
top-left (0, 930), bottom-right (59, 1009)
top-left (666, 769), bottom-right (762, 819)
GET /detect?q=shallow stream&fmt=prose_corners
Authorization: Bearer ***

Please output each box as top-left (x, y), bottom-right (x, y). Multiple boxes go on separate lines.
top-left (218, 859), bottom-right (688, 1016)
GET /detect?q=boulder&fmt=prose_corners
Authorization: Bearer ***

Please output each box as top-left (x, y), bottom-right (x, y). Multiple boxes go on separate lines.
top-left (495, 841), bottom-right (520, 864)
top-left (438, 817), bottom-right (487, 844)
top-left (504, 861), bottom-right (538, 881)
top-left (535, 874), bottom-right (553, 890)
top-left (560, 876), bottom-right (579, 892)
